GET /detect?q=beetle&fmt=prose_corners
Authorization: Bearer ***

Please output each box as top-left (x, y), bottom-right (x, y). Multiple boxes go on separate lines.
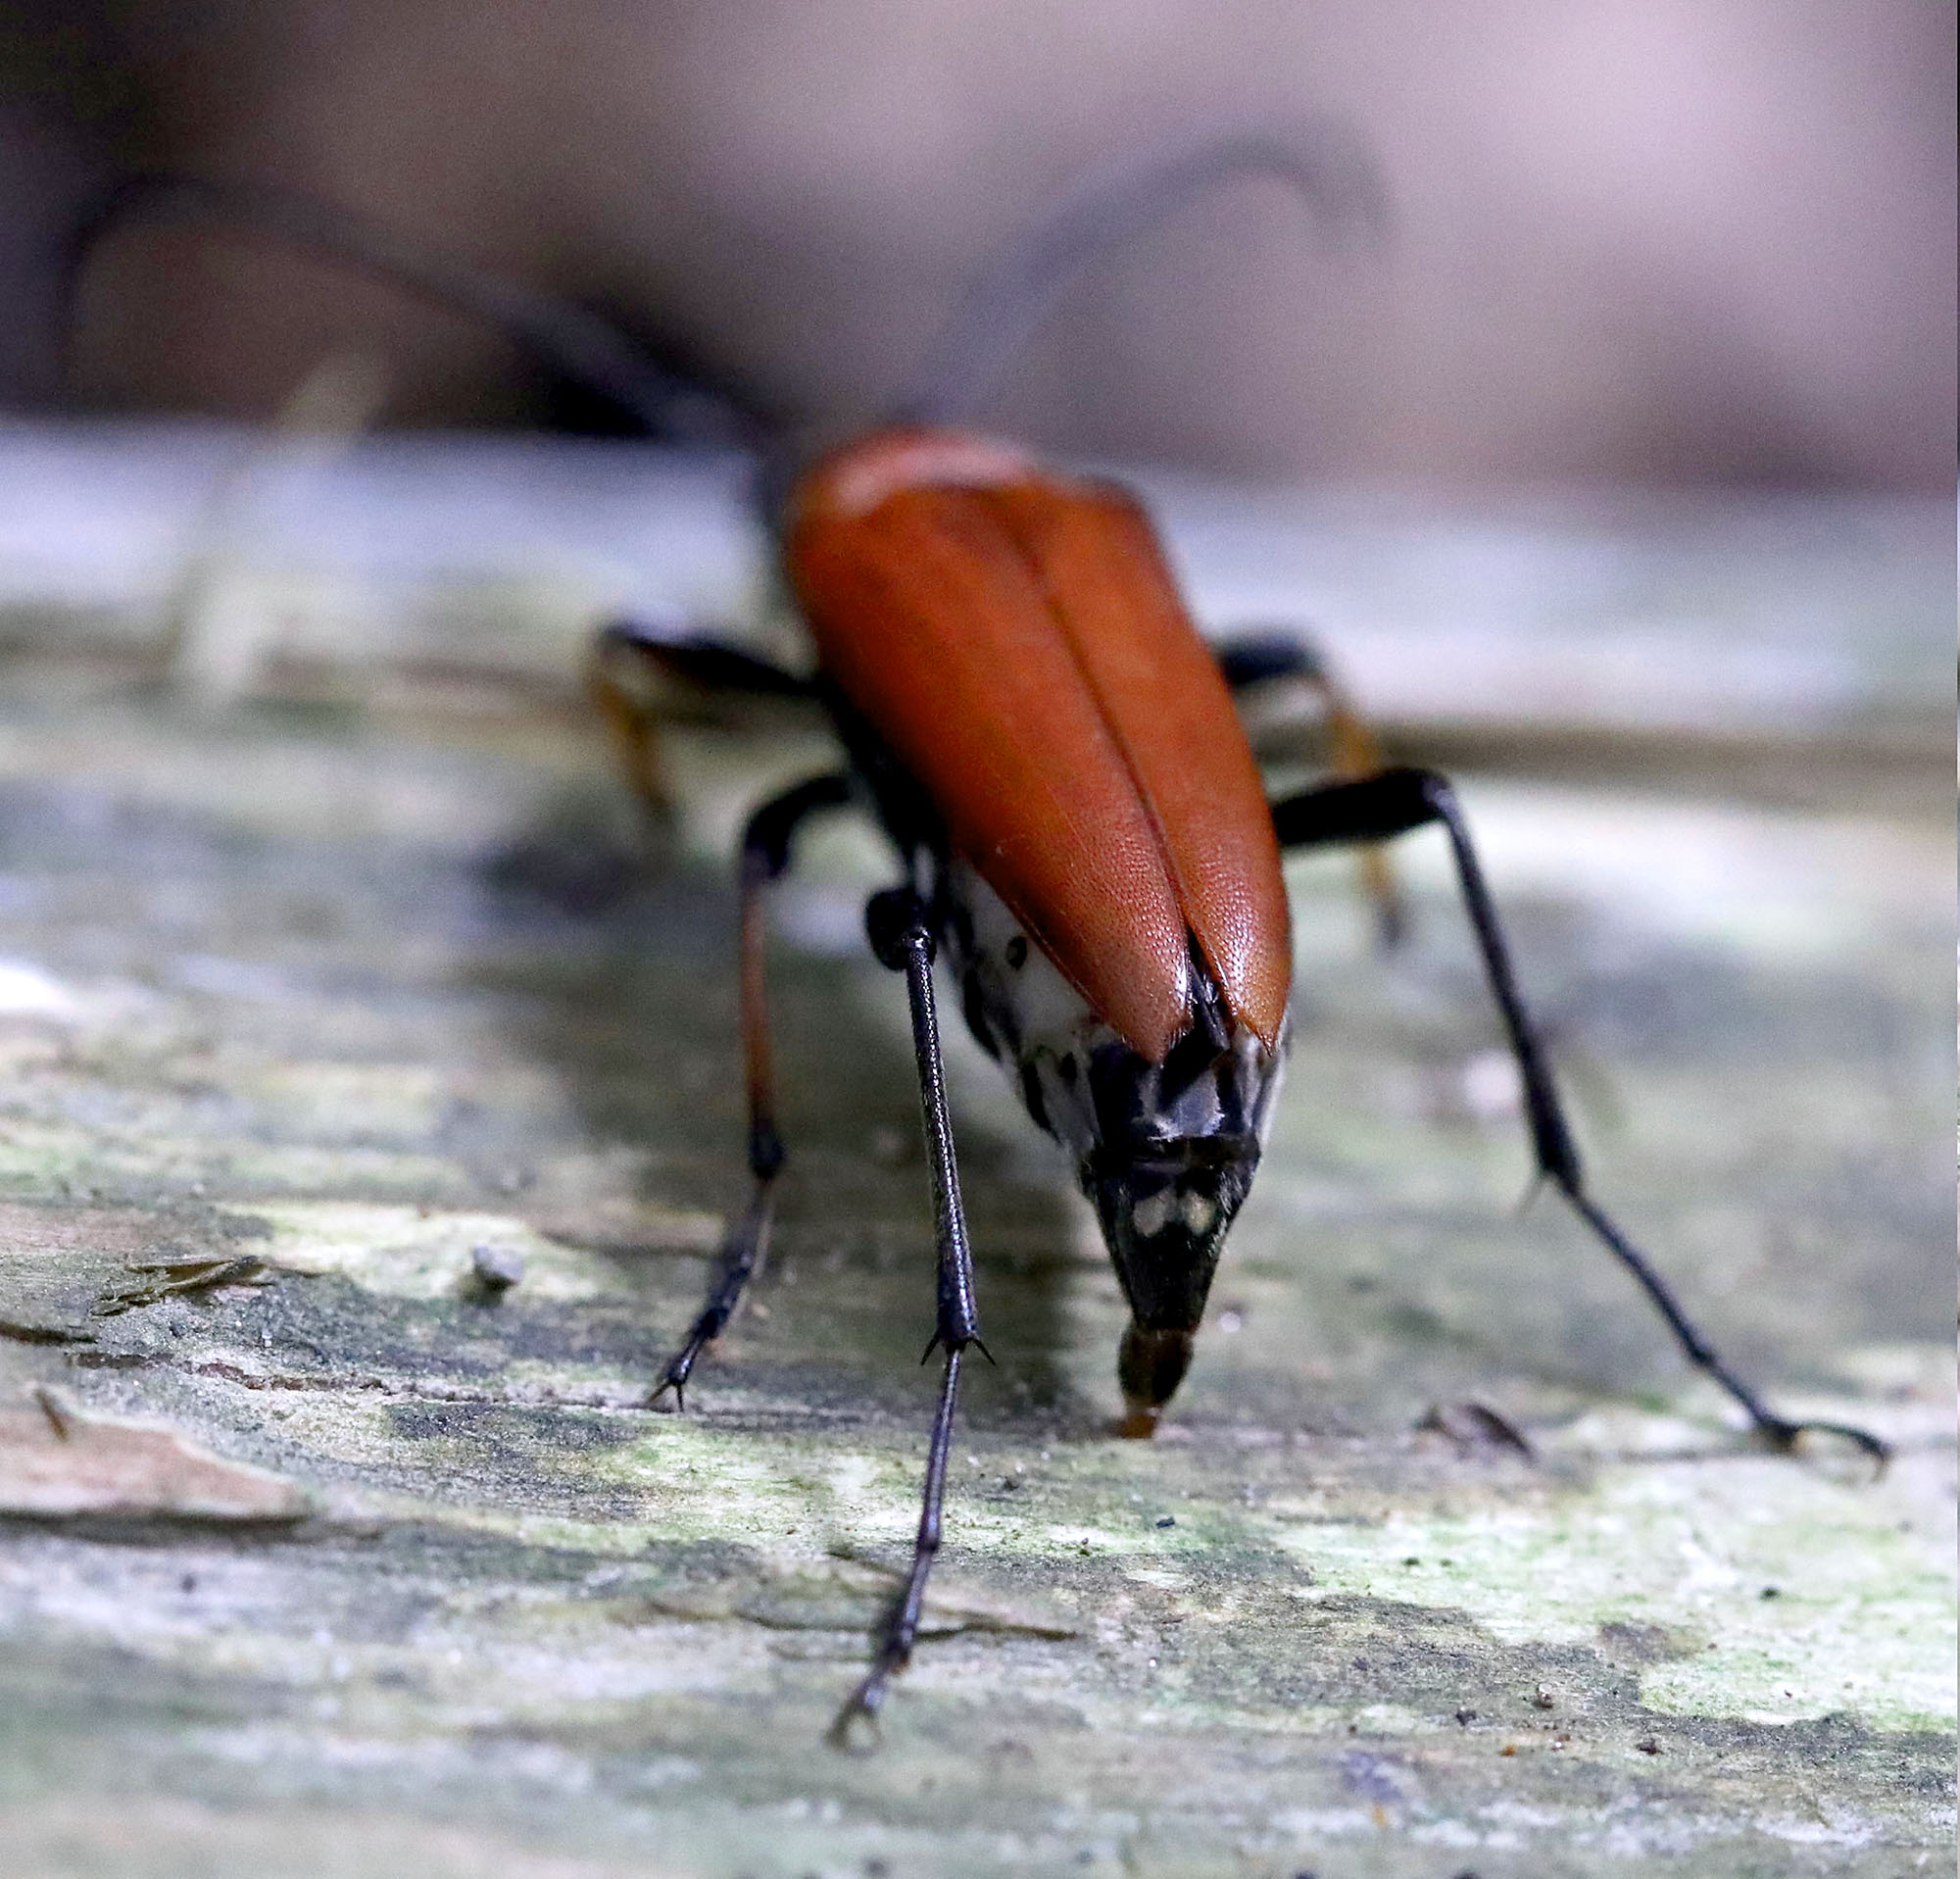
top-left (69, 131), bottom-right (1886, 1741)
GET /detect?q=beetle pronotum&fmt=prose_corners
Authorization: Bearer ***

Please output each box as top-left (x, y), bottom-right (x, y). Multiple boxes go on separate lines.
top-left (71, 131), bottom-right (1886, 1741)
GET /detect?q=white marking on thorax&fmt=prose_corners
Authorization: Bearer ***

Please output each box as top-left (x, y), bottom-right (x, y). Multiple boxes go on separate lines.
top-left (935, 858), bottom-right (1287, 1165)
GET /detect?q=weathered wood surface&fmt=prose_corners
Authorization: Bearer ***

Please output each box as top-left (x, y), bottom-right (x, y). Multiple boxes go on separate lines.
top-left (0, 426), bottom-right (1951, 1876)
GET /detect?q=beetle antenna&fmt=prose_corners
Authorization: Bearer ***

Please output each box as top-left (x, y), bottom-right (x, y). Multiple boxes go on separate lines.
top-left (61, 171), bottom-right (770, 449)
top-left (895, 119), bottom-right (1390, 428)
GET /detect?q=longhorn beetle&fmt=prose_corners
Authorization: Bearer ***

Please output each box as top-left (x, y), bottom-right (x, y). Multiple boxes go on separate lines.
top-left (71, 128), bottom-right (1888, 1742)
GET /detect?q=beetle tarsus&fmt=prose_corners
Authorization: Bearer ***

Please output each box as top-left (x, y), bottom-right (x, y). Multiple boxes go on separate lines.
top-left (648, 1162), bottom-right (775, 1408)
top-left (1557, 1184), bottom-right (1888, 1463)
top-left (825, 1690), bottom-right (883, 1753)
top-left (1764, 1419), bottom-right (1890, 1470)
top-left (829, 1344), bottom-right (967, 1747)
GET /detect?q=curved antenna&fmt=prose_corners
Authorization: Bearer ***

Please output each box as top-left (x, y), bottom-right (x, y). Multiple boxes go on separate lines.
top-left (895, 121), bottom-right (1389, 428)
top-left (61, 172), bottom-right (767, 449)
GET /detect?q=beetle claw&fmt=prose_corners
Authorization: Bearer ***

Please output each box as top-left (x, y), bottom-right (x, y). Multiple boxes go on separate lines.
top-left (1763, 1416), bottom-right (1889, 1474)
top-left (826, 1677), bottom-right (888, 1752)
top-left (646, 1366), bottom-right (689, 1412)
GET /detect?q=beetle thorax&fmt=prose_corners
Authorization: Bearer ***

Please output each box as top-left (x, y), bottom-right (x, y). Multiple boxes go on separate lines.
top-left (938, 858), bottom-right (1285, 1156)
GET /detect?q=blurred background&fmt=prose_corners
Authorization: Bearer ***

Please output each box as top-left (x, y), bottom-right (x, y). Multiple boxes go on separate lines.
top-left (3, 0), bottom-right (1953, 489)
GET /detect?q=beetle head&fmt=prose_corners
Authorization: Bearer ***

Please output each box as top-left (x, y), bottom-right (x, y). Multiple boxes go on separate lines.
top-left (1086, 1129), bottom-right (1261, 1436)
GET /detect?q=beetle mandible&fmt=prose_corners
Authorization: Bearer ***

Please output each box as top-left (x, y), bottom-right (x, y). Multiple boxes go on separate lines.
top-left (70, 130), bottom-right (1887, 1742)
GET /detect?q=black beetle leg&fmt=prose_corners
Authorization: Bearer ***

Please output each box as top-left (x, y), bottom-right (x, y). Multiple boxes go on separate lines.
top-left (830, 887), bottom-right (988, 1746)
top-left (1217, 627), bottom-right (1404, 946)
top-left (648, 771), bottom-right (852, 1409)
top-left (589, 621), bottom-right (811, 823)
top-left (1270, 766), bottom-right (1888, 1468)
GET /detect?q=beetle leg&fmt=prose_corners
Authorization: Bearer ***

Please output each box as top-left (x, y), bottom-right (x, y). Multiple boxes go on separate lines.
top-left (647, 770), bottom-right (853, 1410)
top-left (1270, 766), bottom-right (1888, 1466)
top-left (1216, 628), bottom-right (1404, 944)
top-left (588, 620), bottom-right (811, 822)
top-left (830, 887), bottom-right (987, 1745)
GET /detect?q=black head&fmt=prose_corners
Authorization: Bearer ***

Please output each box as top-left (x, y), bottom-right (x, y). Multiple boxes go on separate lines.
top-left (1086, 1130), bottom-right (1261, 1432)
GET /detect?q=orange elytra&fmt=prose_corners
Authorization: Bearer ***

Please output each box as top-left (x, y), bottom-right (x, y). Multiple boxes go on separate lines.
top-left (786, 427), bottom-right (1293, 1064)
